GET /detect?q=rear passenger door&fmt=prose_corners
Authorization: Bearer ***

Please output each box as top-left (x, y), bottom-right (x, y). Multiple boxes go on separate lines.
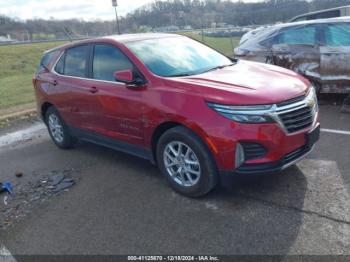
top-left (53, 44), bottom-right (101, 129)
top-left (271, 25), bottom-right (321, 83)
top-left (320, 23), bottom-right (350, 93)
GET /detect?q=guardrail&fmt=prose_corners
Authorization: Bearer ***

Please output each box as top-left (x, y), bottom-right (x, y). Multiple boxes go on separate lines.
top-left (0, 26), bottom-right (254, 47)
top-left (0, 37), bottom-right (90, 46)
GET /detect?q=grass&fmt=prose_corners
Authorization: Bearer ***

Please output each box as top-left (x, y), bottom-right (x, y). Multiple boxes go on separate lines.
top-left (179, 32), bottom-right (240, 56)
top-left (0, 35), bottom-right (240, 114)
top-left (0, 41), bottom-right (66, 112)
top-left (0, 75), bottom-right (37, 109)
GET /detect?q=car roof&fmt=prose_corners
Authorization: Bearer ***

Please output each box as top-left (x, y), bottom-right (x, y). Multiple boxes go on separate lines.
top-left (102, 33), bottom-right (182, 43)
top-left (267, 16), bottom-right (350, 31)
top-left (45, 33), bottom-right (183, 54)
top-left (289, 5), bottom-right (350, 22)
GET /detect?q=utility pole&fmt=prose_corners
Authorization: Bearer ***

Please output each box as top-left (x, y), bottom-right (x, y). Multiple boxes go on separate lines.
top-left (112, 0), bottom-right (121, 34)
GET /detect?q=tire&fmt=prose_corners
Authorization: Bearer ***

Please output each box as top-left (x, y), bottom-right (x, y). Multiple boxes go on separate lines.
top-left (156, 126), bottom-right (218, 197)
top-left (45, 107), bottom-right (77, 149)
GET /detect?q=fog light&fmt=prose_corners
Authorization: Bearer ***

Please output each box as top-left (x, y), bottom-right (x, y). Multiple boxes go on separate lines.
top-left (235, 142), bottom-right (245, 168)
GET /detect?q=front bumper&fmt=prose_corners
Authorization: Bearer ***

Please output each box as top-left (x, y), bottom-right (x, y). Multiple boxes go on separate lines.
top-left (219, 124), bottom-right (320, 186)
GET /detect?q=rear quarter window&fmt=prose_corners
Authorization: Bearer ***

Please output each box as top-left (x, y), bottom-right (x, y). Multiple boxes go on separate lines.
top-left (55, 53), bottom-right (65, 75)
top-left (37, 50), bottom-right (60, 74)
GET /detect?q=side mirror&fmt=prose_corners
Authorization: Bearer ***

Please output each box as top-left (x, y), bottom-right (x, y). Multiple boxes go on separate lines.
top-left (114, 69), bottom-right (134, 83)
top-left (114, 69), bottom-right (147, 88)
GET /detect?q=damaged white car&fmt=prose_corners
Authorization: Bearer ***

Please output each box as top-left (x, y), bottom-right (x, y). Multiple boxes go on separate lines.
top-left (234, 17), bottom-right (350, 96)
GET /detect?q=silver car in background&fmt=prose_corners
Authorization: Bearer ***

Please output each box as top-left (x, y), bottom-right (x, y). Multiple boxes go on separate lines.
top-left (289, 5), bottom-right (350, 22)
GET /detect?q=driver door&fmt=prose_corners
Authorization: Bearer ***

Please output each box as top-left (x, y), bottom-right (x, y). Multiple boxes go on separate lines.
top-left (320, 23), bottom-right (350, 93)
top-left (88, 43), bottom-right (147, 146)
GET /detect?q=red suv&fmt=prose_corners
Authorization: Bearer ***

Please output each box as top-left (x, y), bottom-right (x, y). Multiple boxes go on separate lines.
top-left (34, 34), bottom-right (320, 197)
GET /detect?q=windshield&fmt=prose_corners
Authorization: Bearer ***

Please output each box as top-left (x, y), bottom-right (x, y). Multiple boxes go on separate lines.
top-left (126, 36), bottom-right (232, 77)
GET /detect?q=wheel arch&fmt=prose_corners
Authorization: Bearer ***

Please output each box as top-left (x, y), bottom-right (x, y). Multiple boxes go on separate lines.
top-left (151, 121), bottom-right (182, 164)
top-left (41, 102), bottom-right (54, 120)
top-left (150, 120), bottom-right (218, 166)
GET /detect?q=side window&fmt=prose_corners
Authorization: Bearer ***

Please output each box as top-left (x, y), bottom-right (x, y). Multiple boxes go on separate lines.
top-left (64, 45), bottom-right (89, 77)
top-left (92, 44), bottom-right (133, 81)
top-left (259, 36), bottom-right (277, 47)
top-left (325, 23), bottom-right (350, 46)
top-left (55, 53), bottom-right (65, 75)
top-left (278, 26), bottom-right (316, 45)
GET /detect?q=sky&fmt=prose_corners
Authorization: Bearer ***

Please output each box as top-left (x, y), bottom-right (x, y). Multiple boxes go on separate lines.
top-left (0, 0), bottom-right (260, 21)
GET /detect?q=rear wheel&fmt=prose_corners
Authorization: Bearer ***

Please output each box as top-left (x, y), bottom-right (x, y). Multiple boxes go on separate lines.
top-left (156, 126), bottom-right (218, 197)
top-left (45, 107), bottom-right (77, 149)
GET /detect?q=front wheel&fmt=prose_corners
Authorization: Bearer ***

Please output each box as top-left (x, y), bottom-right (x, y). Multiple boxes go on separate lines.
top-left (156, 126), bottom-right (218, 197)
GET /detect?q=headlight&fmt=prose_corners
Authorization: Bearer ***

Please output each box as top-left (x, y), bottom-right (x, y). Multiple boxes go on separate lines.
top-left (306, 86), bottom-right (316, 101)
top-left (207, 102), bottom-right (274, 123)
top-left (306, 86), bottom-right (318, 113)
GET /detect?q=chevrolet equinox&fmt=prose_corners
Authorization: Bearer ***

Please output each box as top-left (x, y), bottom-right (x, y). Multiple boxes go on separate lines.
top-left (34, 34), bottom-right (320, 197)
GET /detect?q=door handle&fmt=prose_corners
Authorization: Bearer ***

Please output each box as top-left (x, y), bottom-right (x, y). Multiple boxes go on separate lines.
top-left (88, 86), bottom-right (98, 94)
top-left (50, 80), bottom-right (58, 86)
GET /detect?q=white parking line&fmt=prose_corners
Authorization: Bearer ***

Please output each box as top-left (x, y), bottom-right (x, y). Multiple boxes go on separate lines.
top-left (0, 245), bottom-right (17, 262)
top-left (321, 128), bottom-right (350, 136)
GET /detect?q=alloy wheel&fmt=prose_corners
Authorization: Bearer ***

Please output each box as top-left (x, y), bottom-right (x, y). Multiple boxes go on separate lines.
top-left (163, 141), bottom-right (201, 187)
top-left (48, 114), bottom-right (64, 143)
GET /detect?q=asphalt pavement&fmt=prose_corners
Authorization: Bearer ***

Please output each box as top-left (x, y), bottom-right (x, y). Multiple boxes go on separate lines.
top-left (0, 104), bottom-right (349, 256)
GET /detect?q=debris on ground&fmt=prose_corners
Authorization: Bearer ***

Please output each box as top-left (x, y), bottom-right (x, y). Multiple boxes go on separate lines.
top-left (15, 171), bottom-right (23, 178)
top-left (0, 168), bottom-right (80, 230)
top-left (48, 172), bottom-right (65, 186)
top-left (3, 196), bottom-right (8, 206)
top-left (46, 170), bottom-right (76, 192)
top-left (0, 182), bottom-right (13, 195)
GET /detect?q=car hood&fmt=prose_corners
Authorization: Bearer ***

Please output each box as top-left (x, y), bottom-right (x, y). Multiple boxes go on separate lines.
top-left (167, 60), bottom-right (309, 105)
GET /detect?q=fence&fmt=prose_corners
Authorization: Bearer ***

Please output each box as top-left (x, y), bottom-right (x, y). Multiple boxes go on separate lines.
top-left (0, 26), bottom-right (253, 48)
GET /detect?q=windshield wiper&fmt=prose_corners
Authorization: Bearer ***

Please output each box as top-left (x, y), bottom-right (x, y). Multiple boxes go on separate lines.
top-left (165, 73), bottom-right (192, 77)
top-left (200, 63), bottom-right (236, 74)
top-left (165, 61), bottom-right (237, 77)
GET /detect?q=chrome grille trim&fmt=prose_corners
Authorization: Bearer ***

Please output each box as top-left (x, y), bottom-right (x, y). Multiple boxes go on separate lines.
top-left (276, 95), bottom-right (305, 107)
top-left (207, 87), bottom-right (318, 134)
top-left (273, 90), bottom-right (318, 134)
top-left (229, 88), bottom-right (318, 134)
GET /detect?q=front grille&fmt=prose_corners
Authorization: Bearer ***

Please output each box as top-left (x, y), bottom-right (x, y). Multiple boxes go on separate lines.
top-left (277, 95), bottom-right (305, 107)
top-left (278, 105), bottom-right (313, 133)
top-left (241, 142), bottom-right (267, 160)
